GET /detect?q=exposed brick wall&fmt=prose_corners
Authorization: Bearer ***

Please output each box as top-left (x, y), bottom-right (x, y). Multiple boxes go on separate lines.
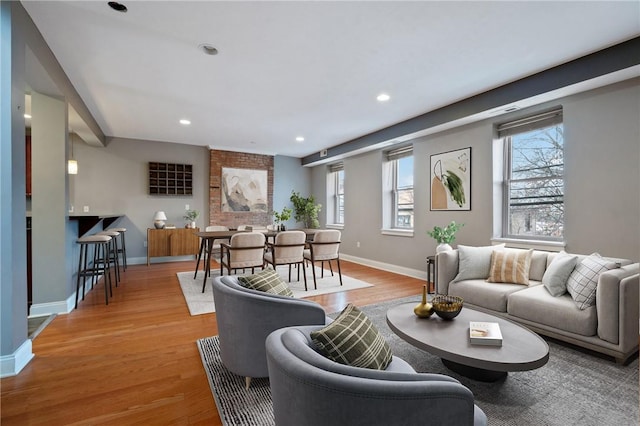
top-left (209, 149), bottom-right (274, 229)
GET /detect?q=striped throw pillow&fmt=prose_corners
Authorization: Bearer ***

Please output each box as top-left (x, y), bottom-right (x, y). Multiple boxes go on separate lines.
top-left (238, 268), bottom-right (294, 297)
top-left (486, 248), bottom-right (533, 285)
top-left (310, 304), bottom-right (392, 370)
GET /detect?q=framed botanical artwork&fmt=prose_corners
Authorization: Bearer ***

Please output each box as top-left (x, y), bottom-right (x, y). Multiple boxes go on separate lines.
top-left (430, 147), bottom-right (471, 211)
top-left (221, 167), bottom-right (268, 212)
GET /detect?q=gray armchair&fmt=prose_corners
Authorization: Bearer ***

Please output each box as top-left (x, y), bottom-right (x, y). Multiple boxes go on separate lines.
top-left (266, 325), bottom-right (487, 426)
top-left (212, 275), bottom-right (328, 389)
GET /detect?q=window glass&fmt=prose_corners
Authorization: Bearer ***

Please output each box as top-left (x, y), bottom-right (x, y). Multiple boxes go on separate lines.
top-left (395, 155), bottom-right (414, 229)
top-left (336, 169), bottom-right (344, 224)
top-left (505, 121), bottom-right (564, 239)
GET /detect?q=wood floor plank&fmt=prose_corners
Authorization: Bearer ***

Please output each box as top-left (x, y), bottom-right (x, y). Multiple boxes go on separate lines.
top-left (1, 259), bottom-right (425, 425)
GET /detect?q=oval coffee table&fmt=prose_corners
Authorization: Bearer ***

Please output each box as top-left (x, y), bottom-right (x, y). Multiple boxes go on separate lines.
top-left (386, 303), bottom-right (549, 382)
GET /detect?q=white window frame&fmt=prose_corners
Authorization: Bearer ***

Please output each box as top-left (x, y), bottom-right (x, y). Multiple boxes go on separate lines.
top-left (498, 108), bottom-right (564, 242)
top-left (382, 145), bottom-right (414, 236)
top-left (326, 163), bottom-right (344, 228)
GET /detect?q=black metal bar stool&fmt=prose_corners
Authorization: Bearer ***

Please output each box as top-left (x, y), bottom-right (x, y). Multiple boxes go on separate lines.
top-left (75, 234), bottom-right (113, 308)
top-left (98, 230), bottom-right (121, 285)
top-left (108, 227), bottom-right (127, 271)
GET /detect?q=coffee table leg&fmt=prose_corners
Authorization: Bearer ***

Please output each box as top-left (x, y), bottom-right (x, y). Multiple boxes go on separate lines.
top-left (441, 359), bottom-right (507, 382)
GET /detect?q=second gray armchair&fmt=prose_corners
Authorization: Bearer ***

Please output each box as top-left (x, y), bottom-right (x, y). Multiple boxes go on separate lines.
top-left (266, 325), bottom-right (488, 426)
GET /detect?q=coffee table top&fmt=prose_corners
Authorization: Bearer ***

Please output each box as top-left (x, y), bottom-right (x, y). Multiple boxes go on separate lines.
top-left (386, 303), bottom-right (549, 372)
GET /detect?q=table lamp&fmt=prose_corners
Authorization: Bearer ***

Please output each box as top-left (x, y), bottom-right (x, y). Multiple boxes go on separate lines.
top-left (153, 211), bottom-right (167, 229)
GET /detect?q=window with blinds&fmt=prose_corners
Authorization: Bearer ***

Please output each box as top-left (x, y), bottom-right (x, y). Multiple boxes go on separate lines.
top-left (499, 108), bottom-right (564, 240)
top-left (386, 146), bottom-right (414, 229)
top-left (328, 162), bottom-right (344, 225)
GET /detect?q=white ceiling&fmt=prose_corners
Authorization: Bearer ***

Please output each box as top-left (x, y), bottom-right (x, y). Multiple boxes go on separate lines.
top-left (21, 1), bottom-right (640, 158)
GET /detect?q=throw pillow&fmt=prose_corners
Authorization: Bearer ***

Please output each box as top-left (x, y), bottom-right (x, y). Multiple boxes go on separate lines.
top-left (238, 268), bottom-right (294, 297)
top-left (310, 304), bottom-right (392, 370)
top-left (566, 253), bottom-right (617, 310)
top-left (542, 251), bottom-right (578, 297)
top-left (486, 248), bottom-right (533, 285)
top-left (453, 244), bottom-right (505, 282)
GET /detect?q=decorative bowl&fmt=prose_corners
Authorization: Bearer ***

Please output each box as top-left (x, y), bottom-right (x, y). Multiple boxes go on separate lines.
top-left (432, 295), bottom-right (463, 320)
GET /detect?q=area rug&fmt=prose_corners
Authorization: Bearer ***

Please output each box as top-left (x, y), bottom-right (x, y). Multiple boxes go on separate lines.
top-left (178, 266), bottom-right (373, 315)
top-left (197, 295), bottom-right (639, 426)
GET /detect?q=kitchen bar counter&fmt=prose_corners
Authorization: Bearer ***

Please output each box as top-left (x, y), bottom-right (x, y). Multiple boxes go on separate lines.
top-left (68, 213), bottom-right (124, 236)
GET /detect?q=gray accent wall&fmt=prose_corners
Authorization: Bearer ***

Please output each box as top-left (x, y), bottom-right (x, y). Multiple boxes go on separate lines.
top-left (311, 78), bottom-right (640, 272)
top-left (72, 137), bottom-right (211, 262)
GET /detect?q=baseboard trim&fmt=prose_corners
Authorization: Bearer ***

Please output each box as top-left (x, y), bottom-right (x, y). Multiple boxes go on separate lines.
top-left (128, 255), bottom-right (195, 266)
top-left (0, 339), bottom-right (34, 378)
top-left (340, 254), bottom-right (427, 281)
top-left (29, 294), bottom-right (75, 317)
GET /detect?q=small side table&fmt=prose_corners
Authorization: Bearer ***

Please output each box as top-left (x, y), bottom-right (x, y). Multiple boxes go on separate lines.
top-left (426, 255), bottom-right (436, 294)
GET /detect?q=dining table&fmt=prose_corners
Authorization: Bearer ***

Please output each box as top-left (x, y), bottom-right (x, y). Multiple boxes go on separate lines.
top-left (195, 228), bottom-right (319, 290)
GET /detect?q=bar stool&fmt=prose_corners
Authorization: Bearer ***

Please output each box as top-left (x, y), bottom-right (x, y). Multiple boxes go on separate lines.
top-left (75, 234), bottom-right (113, 308)
top-left (108, 227), bottom-right (127, 271)
top-left (97, 230), bottom-right (121, 285)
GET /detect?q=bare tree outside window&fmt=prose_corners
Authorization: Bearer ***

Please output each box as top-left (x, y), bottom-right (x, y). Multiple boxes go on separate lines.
top-left (506, 124), bottom-right (564, 239)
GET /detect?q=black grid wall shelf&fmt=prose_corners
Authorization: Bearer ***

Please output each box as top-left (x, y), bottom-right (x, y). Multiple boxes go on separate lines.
top-left (148, 162), bottom-right (193, 195)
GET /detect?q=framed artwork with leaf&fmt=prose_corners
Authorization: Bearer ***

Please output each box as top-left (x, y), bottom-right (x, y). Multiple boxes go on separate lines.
top-left (430, 147), bottom-right (471, 211)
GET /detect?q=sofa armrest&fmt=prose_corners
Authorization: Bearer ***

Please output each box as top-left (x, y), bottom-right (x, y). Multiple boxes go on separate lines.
top-left (596, 263), bottom-right (639, 348)
top-left (436, 250), bottom-right (459, 294)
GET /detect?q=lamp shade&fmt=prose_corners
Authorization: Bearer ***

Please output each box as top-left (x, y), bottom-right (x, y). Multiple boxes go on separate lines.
top-left (153, 211), bottom-right (167, 221)
top-left (67, 159), bottom-right (78, 175)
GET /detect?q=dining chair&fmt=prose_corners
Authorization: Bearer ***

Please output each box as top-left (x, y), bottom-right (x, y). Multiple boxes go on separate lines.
top-left (264, 230), bottom-right (308, 290)
top-left (219, 232), bottom-right (266, 280)
top-left (194, 225), bottom-right (229, 279)
top-left (303, 229), bottom-right (342, 289)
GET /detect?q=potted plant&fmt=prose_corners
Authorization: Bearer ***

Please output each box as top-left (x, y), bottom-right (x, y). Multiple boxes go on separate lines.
top-left (183, 209), bottom-right (199, 229)
top-left (427, 221), bottom-right (464, 253)
top-left (290, 191), bottom-right (322, 229)
top-left (272, 207), bottom-right (292, 231)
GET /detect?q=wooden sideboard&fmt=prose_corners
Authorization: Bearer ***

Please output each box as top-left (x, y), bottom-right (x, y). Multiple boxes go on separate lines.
top-left (147, 227), bottom-right (200, 265)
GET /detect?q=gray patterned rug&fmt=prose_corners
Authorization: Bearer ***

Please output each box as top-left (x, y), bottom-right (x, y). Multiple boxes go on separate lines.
top-left (197, 296), bottom-right (638, 426)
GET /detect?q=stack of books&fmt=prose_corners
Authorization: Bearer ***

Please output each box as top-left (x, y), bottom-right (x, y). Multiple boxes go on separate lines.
top-left (469, 321), bottom-right (503, 346)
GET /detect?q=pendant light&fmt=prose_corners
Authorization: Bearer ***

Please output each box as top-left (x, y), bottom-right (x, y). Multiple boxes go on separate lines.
top-left (68, 133), bottom-right (78, 175)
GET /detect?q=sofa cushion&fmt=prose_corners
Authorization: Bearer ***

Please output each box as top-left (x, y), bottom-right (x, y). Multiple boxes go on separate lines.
top-left (507, 285), bottom-right (597, 337)
top-left (310, 304), bottom-right (392, 370)
top-left (238, 268), bottom-right (294, 297)
top-left (487, 248), bottom-right (533, 285)
top-left (529, 251), bottom-right (549, 282)
top-left (453, 244), bottom-right (505, 282)
top-left (448, 279), bottom-right (526, 312)
top-left (542, 251), bottom-right (578, 296)
top-left (566, 253), bottom-right (617, 310)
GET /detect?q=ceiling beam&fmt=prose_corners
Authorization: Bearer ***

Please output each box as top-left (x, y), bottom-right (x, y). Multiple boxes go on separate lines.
top-left (302, 36), bottom-right (640, 167)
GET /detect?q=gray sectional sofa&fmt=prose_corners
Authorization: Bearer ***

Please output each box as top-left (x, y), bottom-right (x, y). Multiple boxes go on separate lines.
top-left (436, 247), bottom-right (639, 364)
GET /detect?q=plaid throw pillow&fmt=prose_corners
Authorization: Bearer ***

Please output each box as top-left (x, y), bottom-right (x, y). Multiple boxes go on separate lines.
top-left (238, 268), bottom-right (294, 297)
top-left (566, 253), bottom-right (616, 310)
top-left (310, 304), bottom-right (392, 370)
top-left (486, 248), bottom-right (533, 285)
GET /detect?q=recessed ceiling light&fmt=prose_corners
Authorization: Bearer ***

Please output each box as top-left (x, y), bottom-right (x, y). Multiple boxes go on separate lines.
top-left (295, 136), bottom-right (305, 142)
top-left (199, 44), bottom-right (219, 56)
top-left (179, 119), bottom-right (191, 125)
top-left (377, 93), bottom-right (390, 102)
top-left (24, 114), bottom-right (31, 119)
top-left (108, 2), bottom-right (128, 13)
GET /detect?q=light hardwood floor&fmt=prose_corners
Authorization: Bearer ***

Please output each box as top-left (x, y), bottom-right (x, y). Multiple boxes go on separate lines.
top-left (1, 259), bottom-right (426, 425)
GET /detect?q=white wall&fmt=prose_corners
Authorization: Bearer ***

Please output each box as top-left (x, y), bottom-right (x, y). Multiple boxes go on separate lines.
top-left (311, 78), bottom-right (640, 275)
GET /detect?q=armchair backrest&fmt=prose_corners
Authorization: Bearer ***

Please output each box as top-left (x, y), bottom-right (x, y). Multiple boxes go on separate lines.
top-left (227, 232), bottom-right (265, 264)
top-left (272, 230), bottom-right (306, 263)
top-left (205, 225), bottom-right (229, 232)
top-left (309, 230), bottom-right (341, 258)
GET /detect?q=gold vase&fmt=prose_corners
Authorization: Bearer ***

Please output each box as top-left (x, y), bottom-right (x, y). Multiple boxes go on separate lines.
top-left (414, 284), bottom-right (433, 318)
